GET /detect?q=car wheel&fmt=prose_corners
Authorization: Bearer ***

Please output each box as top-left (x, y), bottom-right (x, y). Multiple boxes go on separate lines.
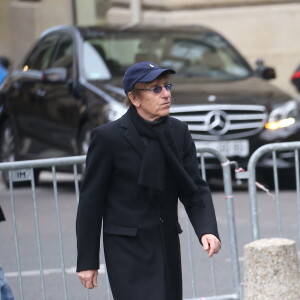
top-left (0, 120), bottom-right (17, 187)
top-left (0, 120), bottom-right (40, 188)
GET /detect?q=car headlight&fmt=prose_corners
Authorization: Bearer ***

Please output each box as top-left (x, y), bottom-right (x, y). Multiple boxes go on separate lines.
top-left (106, 102), bottom-right (127, 122)
top-left (265, 100), bottom-right (297, 130)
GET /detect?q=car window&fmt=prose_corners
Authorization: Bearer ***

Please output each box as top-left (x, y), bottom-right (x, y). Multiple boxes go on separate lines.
top-left (82, 41), bottom-right (111, 80)
top-left (83, 31), bottom-right (252, 82)
top-left (50, 34), bottom-right (74, 79)
top-left (162, 36), bottom-right (250, 78)
top-left (24, 34), bottom-right (59, 71)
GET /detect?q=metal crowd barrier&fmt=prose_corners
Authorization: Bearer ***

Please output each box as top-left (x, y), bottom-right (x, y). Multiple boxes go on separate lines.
top-left (243, 141), bottom-right (300, 242)
top-left (196, 147), bottom-right (241, 300)
top-left (0, 149), bottom-right (242, 300)
top-left (0, 156), bottom-right (91, 300)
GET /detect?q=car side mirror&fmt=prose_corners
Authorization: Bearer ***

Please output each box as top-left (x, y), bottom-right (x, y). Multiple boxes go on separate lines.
top-left (255, 59), bottom-right (276, 80)
top-left (42, 68), bottom-right (67, 83)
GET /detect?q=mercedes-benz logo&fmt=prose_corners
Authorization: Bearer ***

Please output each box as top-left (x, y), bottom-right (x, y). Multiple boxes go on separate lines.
top-left (205, 110), bottom-right (230, 135)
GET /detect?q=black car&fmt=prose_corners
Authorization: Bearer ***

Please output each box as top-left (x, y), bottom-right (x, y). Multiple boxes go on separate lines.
top-left (0, 24), bottom-right (298, 185)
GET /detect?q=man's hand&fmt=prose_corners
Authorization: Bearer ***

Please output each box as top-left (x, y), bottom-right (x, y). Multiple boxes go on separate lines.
top-left (201, 234), bottom-right (221, 258)
top-left (77, 270), bottom-right (98, 289)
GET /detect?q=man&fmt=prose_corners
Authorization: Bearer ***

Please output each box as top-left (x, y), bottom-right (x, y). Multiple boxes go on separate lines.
top-left (76, 61), bottom-right (221, 300)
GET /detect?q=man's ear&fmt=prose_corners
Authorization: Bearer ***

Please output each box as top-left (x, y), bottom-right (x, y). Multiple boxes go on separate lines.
top-left (128, 92), bottom-right (140, 108)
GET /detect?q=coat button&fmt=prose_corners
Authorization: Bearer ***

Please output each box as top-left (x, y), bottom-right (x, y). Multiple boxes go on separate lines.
top-left (160, 218), bottom-right (164, 223)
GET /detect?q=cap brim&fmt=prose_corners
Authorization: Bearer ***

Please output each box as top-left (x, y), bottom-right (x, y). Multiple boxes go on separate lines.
top-left (139, 68), bottom-right (176, 83)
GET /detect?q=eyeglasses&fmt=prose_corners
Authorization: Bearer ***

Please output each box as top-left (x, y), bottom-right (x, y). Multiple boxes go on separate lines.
top-left (133, 83), bottom-right (173, 94)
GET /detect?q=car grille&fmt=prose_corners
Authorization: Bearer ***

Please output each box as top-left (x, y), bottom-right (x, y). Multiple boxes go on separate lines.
top-left (170, 104), bottom-right (267, 140)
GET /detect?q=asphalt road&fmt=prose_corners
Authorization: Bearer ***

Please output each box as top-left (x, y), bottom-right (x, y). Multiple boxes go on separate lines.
top-left (0, 173), bottom-right (299, 300)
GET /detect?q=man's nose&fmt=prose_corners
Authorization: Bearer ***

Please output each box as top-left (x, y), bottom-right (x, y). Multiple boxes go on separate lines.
top-left (161, 85), bottom-right (171, 96)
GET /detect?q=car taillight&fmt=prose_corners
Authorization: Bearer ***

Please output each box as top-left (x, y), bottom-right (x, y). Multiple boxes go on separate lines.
top-left (291, 70), bottom-right (300, 80)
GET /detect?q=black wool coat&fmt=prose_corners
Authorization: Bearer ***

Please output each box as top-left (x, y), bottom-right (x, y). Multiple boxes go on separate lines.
top-left (76, 111), bottom-right (220, 300)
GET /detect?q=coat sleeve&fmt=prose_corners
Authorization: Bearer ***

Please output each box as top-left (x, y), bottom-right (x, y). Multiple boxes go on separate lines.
top-left (180, 124), bottom-right (220, 242)
top-left (76, 127), bottom-right (113, 272)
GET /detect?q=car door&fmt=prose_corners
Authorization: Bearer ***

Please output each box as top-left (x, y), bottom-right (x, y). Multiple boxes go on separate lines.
top-left (7, 34), bottom-right (59, 159)
top-left (39, 32), bottom-right (80, 157)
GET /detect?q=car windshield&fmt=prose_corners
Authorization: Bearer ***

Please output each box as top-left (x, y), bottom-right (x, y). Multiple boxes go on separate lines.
top-left (82, 30), bottom-right (252, 82)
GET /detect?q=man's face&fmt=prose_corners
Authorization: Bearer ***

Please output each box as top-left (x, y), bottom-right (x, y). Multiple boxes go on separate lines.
top-left (129, 75), bottom-right (172, 121)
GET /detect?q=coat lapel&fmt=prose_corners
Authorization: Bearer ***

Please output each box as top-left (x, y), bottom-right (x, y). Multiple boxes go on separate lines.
top-left (121, 113), bottom-right (145, 157)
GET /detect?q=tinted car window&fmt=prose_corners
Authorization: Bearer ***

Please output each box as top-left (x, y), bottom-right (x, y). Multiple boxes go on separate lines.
top-left (83, 32), bottom-right (252, 82)
top-left (25, 34), bottom-right (59, 71)
top-left (51, 34), bottom-right (74, 78)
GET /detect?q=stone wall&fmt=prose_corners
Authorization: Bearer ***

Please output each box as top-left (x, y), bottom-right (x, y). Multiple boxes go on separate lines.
top-left (6, 0), bottom-right (73, 67)
top-left (0, 0), bottom-right (13, 58)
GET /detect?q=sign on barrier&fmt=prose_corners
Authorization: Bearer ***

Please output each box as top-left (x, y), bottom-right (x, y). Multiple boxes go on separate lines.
top-left (11, 169), bottom-right (33, 182)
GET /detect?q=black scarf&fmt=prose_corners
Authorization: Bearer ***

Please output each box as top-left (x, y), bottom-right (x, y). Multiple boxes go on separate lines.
top-left (128, 106), bottom-right (205, 207)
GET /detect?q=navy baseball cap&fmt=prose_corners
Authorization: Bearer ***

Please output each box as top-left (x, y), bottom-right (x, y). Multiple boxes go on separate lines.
top-left (123, 61), bottom-right (176, 94)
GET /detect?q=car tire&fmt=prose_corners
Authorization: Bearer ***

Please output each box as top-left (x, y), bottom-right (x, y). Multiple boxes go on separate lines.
top-left (0, 120), bottom-right (40, 188)
top-left (0, 120), bottom-right (17, 187)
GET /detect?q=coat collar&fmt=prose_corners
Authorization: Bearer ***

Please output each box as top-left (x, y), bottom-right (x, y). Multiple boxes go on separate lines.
top-left (121, 111), bottom-right (145, 157)
top-left (120, 108), bottom-right (175, 157)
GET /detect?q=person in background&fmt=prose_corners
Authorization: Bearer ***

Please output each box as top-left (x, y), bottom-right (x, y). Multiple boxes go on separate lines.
top-left (76, 61), bottom-right (221, 300)
top-left (0, 57), bottom-right (10, 84)
top-left (0, 205), bottom-right (15, 300)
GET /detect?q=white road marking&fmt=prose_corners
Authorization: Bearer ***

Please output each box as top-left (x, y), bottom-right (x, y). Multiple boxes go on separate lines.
top-left (5, 264), bottom-right (106, 277)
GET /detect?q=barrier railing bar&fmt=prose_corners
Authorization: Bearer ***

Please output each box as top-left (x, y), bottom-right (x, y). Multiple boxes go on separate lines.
top-left (0, 155), bottom-right (86, 170)
top-left (73, 164), bottom-right (80, 205)
top-left (201, 154), bottom-right (217, 294)
top-left (71, 164), bottom-right (90, 300)
top-left (200, 154), bottom-right (206, 181)
top-left (272, 151), bottom-right (282, 237)
top-left (295, 150), bottom-right (300, 245)
top-left (185, 212), bottom-right (196, 298)
top-left (222, 159), bottom-right (241, 300)
top-left (184, 293), bottom-right (239, 300)
top-left (210, 257), bottom-right (217, 296)
top-left (8, 170), bottom-right (24, 300)
top-left (196, 146), bottom-right (241, 300)
top-left (30, 169), bottom-right (46, 300)
top-left (52, 166), bottom-right (68, 300)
